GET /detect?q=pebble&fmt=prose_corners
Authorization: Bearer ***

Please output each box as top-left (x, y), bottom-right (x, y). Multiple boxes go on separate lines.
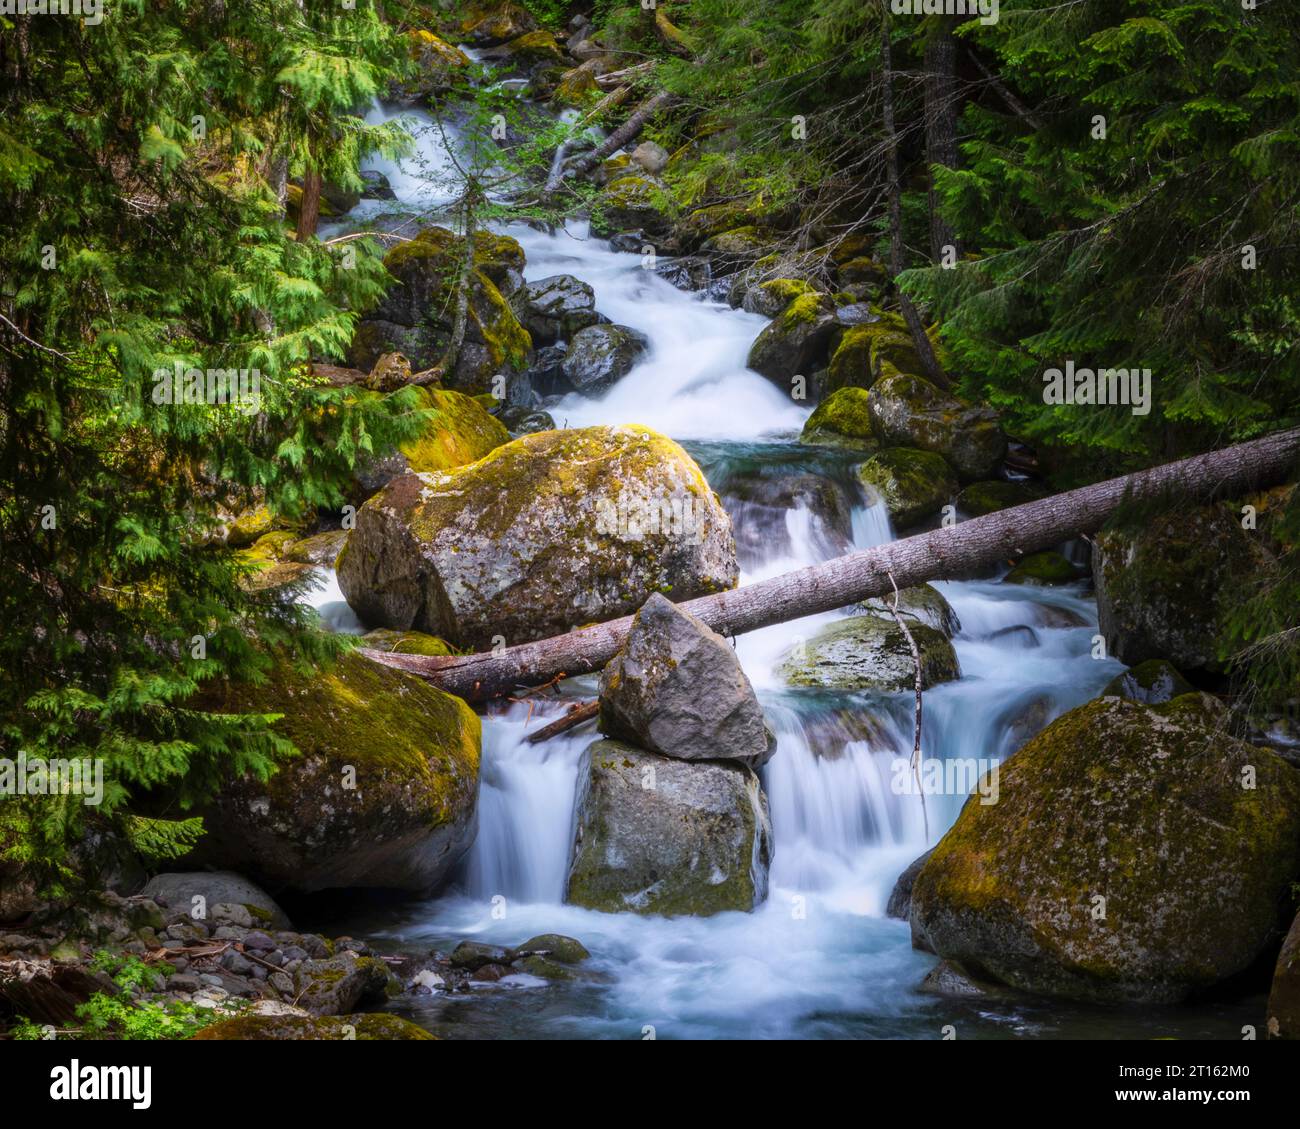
top-left (269, 971), bottom-right (294, 994)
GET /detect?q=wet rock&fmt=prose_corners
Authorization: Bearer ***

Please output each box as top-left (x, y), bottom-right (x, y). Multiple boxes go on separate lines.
top-left (857, 447), bottom-right (957, 529)
top-left (867, 372), bottom-right (1006, 480)
top-left (515, 934), bottom-right (589, 963)
top-left (919, 959), bottom-right (1022, 1001)
top-left (189, 652), bottom-right (480, 894)
top-left (521, 274), bottom-right (599, 344)
top-left (359, 170), bottom-right (395, 200)
top-left (599, 592), bottom-right (775, 769)
top-left (525, 342), bottom-right (570, 395)
top-left (654, 255), bottom-right (713, 292)
top-left (746, 292), bottom-right (837, 384)
top-left (450, 941), bottom-right (515, 970)
top-left (400, 30), bottom-right (470, 98)
top-left (910, 694), bottom-right (1300, 1004)
top-left (887, 848), bottom-right (934, 921)
top-left (337, 425), bottom-right (738, 648)
top-left (861, 584), bottom-right (961, 640)
top-left (779, 614), bottom-right (960, 692)
top-left (1101, 659), bottom-right (1195, 705)
top-left (565, 741), bottom-right (772, 917)
top-left (458, 1), bottom-right (538, 45)
top-left (1003, 550), bottom-right (1086, 587)
top-left (724, 472), bottom-right (854, 563)
top-left (561, 323), bottom-right (649, 392)
top-left (497, 405), bottom-right (556, 435)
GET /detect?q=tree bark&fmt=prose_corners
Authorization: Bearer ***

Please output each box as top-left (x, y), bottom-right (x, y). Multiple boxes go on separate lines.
top-left (880, 14), bottom-right (950, 391)
top-left (296, 165), bottom-right (322, 240)
top-left (360, 428), bottom-right (1300, 701)
top-left (924, 21), bottom-right (960, 261)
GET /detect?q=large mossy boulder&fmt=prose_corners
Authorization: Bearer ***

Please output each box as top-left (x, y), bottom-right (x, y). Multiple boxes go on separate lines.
top-left (824, 316), bottom-right (928, 393)
top-left (561, 323), bottom-right (649, 392)
top-left (779, 614), bottom-right (960, 692)
top-left (599, 592), bottom-right (774, 769)
top-left (401, 30), bottom-right (470, 99)
top-left (746, 291), bottom-right (837, 386)
top-left (458, 0), bottom-right (537, 45)
top-left (356, 386), bottom-right (509, 496)
top-left (194, 1012), bottom-right (435, 1041)
top-left (910, 694), bottom-right (1300, 1004)
top-left (867, 372), bottom-right (1006, 480)
top-left (337, 425), bottom-right (738, 649)
top-left (1093, 503), bottom-right (1273, 672)
top-left (741, 278), bottom-right (819, 318)
top-left (350, 227), bottom-right (531, 394)
top-left (799, 387), bottom-right (877, 452)
top-left (565, 740), bottom-right (772, 916)
top-left (856, 447), bottom-right (957, 529)
top-left (192, 652), bottom-right (480, 894)
top-left (521, 273), bottom-right (599, 344)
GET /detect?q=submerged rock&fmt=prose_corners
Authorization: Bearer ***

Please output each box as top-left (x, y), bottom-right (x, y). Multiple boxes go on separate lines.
top-left (910, 694), bottom-right (1300, 1004)
top-left (599, 592), bottom-right (775, 769)
top-left (867, 372), bottom-right (1006, 480)
top-left (337, 425), bottom-right (738, 649)
top-left (1101, 658), bottom-right (1194, 705)
top-left (779, 614), bottom-right (960, 692)
top-left (856, 447), bottom-right (957, 529)
top-left (191, 651), bottom-right (480, 894)
top-left (565, 740), bottom-right (772, 916)
top-left (561, 323), bottom-right (649, 392)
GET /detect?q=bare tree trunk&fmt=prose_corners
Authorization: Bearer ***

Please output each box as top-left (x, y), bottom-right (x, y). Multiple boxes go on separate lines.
top-left (360, 428), bottom-right (1300, 701)
top-left (881, 14), bottom-right (950, 391)
top-left (924, 21), bottom-right (960, 261)
top-left (296, 165), bottom-right (322, 240)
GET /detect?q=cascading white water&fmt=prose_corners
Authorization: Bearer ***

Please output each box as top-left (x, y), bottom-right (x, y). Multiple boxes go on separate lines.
top-left (313, 103), bottom-right (1133, 1038)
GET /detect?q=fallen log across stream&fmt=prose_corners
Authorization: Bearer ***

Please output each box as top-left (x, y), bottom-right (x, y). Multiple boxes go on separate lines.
top-left (360, 427), bottom-right (1300, 702)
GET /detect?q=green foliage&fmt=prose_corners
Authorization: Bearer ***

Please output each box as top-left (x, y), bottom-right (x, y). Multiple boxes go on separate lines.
top-left (0, 2), bottom-right (425, 890)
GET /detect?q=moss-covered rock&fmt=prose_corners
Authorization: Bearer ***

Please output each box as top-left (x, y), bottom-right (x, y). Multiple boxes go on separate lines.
top-left (400, 30), bottom-right (470, 98)
top-left (285, 530), bottom-right (348, 568)
top-left (1092, 502), bottom-right (1275, 672)
top-left (699, 225), bottom-right (770, 269)
top-left (551, 62), bottom-right (601, 106)
top-left (746, 291), bottom-right (837, 385)
top-left (956, 479), bottom-right (1047, 517)
top-left (226, 505), bottom-right (274, 547)
top-left (502, 28), bottom-right (562, 62)
top-left (351, 227), bottom-right (531, 394)
top-left (361, 628), bottom-right (454, 657)
top-left (856, 447), bottom-right (957, 529)
top-left (592, 175), bottom-right (673, 239)
top-left (192, 651), bottom-right (480, 894)
top-left (458, 1), bottom-right (537, 45)
top-left (799, 387), bottom-right (877, 452)
top-left (516, 933), bottom-right (589, 963)
top-left (337, 425), bottom-right (738, 649)
top-left (1003, 550), bottom-right (1086, 587)
top-left (860, 583), bottom-right (961, 640)
top-left (867, 372), bottom-right (1006, 480)
top-left (294, 952), bottom-right (396, 1016)
top-left (1100, 659), bottom-right (1195, 705)
top-left (742, 278), bottom-right (819, 319)
top-left (910, 694), bottom-right (1300, 1004)
top-left (565, 740), bottom-right (772, 916)
top-left (822, 317), bottom-right (929, 393)
top-left (193, 1011), bottom-right (435, 1040)
top-left (779, 614), bottom-right (960, 691)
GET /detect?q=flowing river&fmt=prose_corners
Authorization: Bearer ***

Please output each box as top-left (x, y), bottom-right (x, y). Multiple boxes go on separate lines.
top-left (308, 103), bottom-right (1264, 1040)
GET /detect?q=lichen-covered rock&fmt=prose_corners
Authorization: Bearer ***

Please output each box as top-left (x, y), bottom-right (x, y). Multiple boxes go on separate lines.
top-left (910, 694), bottom-right (1300, 1004)
top-left (337, 425), bottom-right (738, 649)
top-left (599, 592), bottom-right (774, 769)
top-left (565, 741), bottom-right (772, 916)
top-left (1267, 911), bottom-right (1300, 1039)
top-left (193, 1011), bottom-right (435, 1040)
top-left (351, 227), bottom-right (531, 394)
top-left (746, 292), bottom-right (837, 385)
top-left (293, 952), bottom-right (396, 1016)
top-left (592, 175), bottom-right (673, 239)
top-left (856, 447), bottom-right (957, 528)
top-left (226, 505), bottom-right (274, 547)
top-left (501, 28), bottom-right (562, 62)
top-left (561, 323), bottom-right (649, 392)
top-left (285, 530), bottom-right (348, 568)
top-left (741, 278), bottom-right (819, 319)
top-left (141, 872), bottom-right (291, 931)
top-left (799, 387), bottom-right (877, 452)
top-left (1003, 550), bottom-right (1086, 587)
top-left (867, 372), bottom-right (1006, 480)
top-left (1101, 659), bottom-right (1194, 705)
top-left (956, 479), bottom-right (1046, 516)
top-left (1092, 503), bottom-right (1274, 672)
top-left (192, 652), bottom-right (480, 894)
top-left (521, 273), bottom-right (599, 344)
top-left (861, 584), bottom-right (961, 640)
top-left (779, 614), bottom-right (960, 691)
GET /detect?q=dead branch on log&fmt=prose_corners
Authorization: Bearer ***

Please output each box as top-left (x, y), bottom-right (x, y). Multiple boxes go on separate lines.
top-left (525, 700), bottom-right (600, 744)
